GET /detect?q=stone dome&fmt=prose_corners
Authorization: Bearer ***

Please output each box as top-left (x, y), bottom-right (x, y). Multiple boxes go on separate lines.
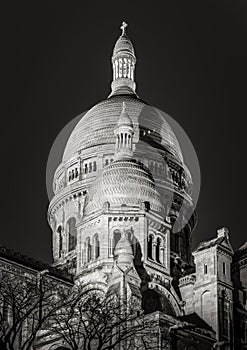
top-left (83, 158), bottom-right (162, 216)
top-left (62, 95), bottom-right (183, 164)
top-left (62, 20), bottom-right (183, 164)
top-left (114, 233), bottom-right (133, 259)
top-left (113, 34), bottom-right (135, 58)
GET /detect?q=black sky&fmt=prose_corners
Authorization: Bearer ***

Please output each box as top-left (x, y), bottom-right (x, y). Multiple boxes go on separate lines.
top-left (0, 1), bottom-right (246, 264)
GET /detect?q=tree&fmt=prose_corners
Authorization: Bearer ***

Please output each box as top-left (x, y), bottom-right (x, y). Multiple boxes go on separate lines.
top-left (0, 270), bottom-right (69, 350)
top-left (47, 286), bottom-right (159, 350)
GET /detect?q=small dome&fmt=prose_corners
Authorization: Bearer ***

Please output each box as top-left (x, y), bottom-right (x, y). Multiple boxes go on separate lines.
top-left (116, 102), bottom-right (133, 128)
top-left (114, 234), bottom-right (133, 259)
top-left (113, 34), bottom-right (135, 58)
top-left (84, 159), bottom-right (162, 216)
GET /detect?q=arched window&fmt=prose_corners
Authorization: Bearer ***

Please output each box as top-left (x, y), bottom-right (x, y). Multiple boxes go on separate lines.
top-left (85, 163), bottom-right (88, 174)
top-left (128, 59), bottom-right (131, 78)
top-left (115, 60), bottom-right (119, 79)
top-left (86, 237), bottom-right (92, 262)
top-left (67, 218), bottom-right (77, 251)
top-left (113, 230), bottom-right (121, 254)
top-left (223, 262), bottom-right (226, 275)
top-left (148, 235), bottom-right (153, 260)
top-left (57, 226), bottom-right (63, 257)
top-left (130, 62), bottom-right (134, 80)
top-left (89, 162), bottom-right (92, 173)
top-left (93, 161), bottom-right (97, 172)
top-left (201, 290), bottom-right (211, 325)
top-left (123, 58), bottom-right (127, 77)
top-left (119, 58), bottom-right (122, 78)
top-left (117, 135), bottom-right (120, 149)
top-left (156, 237), bottom-right (161, 263)
top-left (94, 234), bottom-right (100, 259)
top-left (204, 263), bottom-right (208, 274)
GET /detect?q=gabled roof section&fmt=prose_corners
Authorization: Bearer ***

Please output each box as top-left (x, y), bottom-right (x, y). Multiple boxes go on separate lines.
top-left (238, 241), bottom-right (247, 252)
top-left (193, 227), bottom-right (234, 255)
top-left (234, 241), bottom-right (247, 260)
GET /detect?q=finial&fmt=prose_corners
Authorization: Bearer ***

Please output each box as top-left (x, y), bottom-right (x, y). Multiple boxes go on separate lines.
top-left (120, 21), bottom-right (128, 36)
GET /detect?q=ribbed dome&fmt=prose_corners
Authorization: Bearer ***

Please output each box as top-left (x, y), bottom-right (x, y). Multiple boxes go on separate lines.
top-left (63, 96), bottom-right (183, 163)
top-left (113, 34), bottom-right (135, 58)
top-left (83, 159), bottom-right (162, 216)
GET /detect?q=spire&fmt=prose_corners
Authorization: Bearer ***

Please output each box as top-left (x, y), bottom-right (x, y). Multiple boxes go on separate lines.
top-left (109, 22), bottom-right (137, 97)
top-left (114, 102), bottom-right (134, 160)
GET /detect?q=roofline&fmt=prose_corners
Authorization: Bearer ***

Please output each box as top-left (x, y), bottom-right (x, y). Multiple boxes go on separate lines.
top-left (0, 246), bottom-right (74, 284)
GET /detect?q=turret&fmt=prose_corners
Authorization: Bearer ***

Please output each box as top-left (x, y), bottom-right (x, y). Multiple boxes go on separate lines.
top-left (192, 227), bottom-right (234, 346)
top-left (114, 102), bottom-right (134, 160)
top-left (109, 22), bottom-right (137, 97)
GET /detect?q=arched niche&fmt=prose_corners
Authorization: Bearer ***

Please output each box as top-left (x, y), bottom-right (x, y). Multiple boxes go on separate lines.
top-left (141, 288), bottom-right (176, 316)
top-left (112, 229), bottom-right (121, 254)
top-left (93, 233), bottom-right (100, 259)
top-left (67, 217), bottom-right (77, 251)
top-left (85, 237), bottom-right (92, 262)
top-left (57, 225), bottom-right (63, 257)
top-left (143, 283), bottom-right (182, 316)
top-left (201, 290), bottom-right (211, 326)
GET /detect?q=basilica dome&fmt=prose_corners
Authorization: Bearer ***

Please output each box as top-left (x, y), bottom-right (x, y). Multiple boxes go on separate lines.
top-left (62, 21), bottom-right (183, 165)
top-left (48, 22), bottom-right (196, 269)
top-left (83, 158), bottom-right (162, 216)
top-left (62, 95), bottom-right (183, 164)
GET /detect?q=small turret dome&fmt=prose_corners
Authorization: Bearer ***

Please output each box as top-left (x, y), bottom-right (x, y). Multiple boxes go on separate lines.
top-left (116, 102), bottom-right (133, 128)
top-left (113, 35), bottom-right (135, 58)
top-left (83, 159), bottom-right (162, 216)
top-left (83, 103), bottom-right (162, 216)
top-left (113, 21), bottom-right (135, 58)
top-left (114, 233), bottom-right (133, 264)
top-left (110, 22), bottom-right (137, 97)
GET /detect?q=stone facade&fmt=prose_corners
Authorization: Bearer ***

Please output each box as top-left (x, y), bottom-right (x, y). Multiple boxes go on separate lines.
top-left (45, 22), bottom-right (247, 349)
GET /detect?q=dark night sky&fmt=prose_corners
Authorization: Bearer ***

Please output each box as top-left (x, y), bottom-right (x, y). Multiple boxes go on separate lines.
top-left (0, 1), bottom-right (246, 264)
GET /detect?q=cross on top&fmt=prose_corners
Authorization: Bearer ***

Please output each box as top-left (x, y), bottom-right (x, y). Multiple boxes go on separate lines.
top-left (120, 21), bottom-right (128, 35)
